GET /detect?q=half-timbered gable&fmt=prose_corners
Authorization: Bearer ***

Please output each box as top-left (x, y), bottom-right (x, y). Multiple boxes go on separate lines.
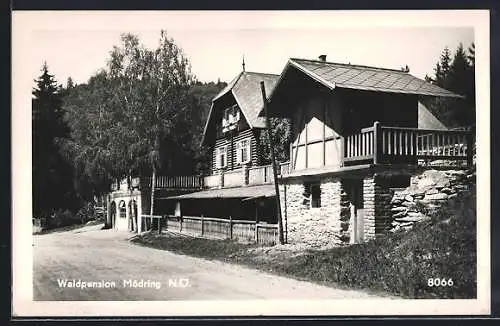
top-left (266, 57), bottom-right (463, 173)
top-left (264, 56), bottom-right (470, 248)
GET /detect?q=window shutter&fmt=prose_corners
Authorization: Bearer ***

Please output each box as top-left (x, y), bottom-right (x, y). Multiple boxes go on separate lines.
top-left (225, 146), bottom-right (228, 167)
top-left (236, 141), bottom-right (241, 164)
top-left (246, 141), bottom-right (250, 163)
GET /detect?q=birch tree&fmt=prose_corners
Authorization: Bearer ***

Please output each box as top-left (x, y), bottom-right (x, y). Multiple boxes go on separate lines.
top-left (107, 32), bottom-right (194, 217)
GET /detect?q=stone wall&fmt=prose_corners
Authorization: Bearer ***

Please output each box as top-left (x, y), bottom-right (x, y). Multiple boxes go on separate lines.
top-left (279, 177), bottom-right (346, 248)
top-left (389, 169), bottom-right (475, 232)
top-left (279, 168), bottom-right (475, 248)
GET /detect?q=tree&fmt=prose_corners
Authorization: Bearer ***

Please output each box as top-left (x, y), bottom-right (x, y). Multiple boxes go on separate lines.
top-left (259, 117), bottom-right (292, 164)
top-left (105, 32), bottom-right (195, 217)
top-left (438, 46), bottom-right (452, 87)
top-left (62, 32), bottom-right (226, 221)
top-left (61, 71), bottom-right (117, 201)
top-left (420, 43), bottom-right (475, 128)
top-left (185, 81), bottom-right (227, 173)
top-left (32, 63), bottom-right (77, 217)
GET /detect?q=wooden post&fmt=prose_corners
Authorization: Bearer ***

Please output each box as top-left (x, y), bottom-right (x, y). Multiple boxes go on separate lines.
top-left (158, 216), bottom-right (161, 235)
top-left (255, 223), bottom-right (259, 243)
top-left (260, 81), bottom-right (285, 245)
top-left (305, 107), bottom-right (309, 169)
top-left (466, 130), bottom-right (474, 167)
top-left (229, 215), bottom-right (233, 239)
top-left (373, 121), bottom-right (380, 165)
top-left (201, 214), bottom-right (204, 236)
top-left (340, 136), bottom-right (345, 167)
top-left (322, 101), bottom-right (326, 166)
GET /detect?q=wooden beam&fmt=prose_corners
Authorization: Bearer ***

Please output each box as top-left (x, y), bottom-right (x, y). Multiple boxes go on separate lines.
top-left (260, 81), bottom-right (285, 245)
top-left (305, 105), bottom-right (309, 169)
top-left (323, 99), bottom-right (326, 166)
top-left (373, 121), bottom-right (380, 164)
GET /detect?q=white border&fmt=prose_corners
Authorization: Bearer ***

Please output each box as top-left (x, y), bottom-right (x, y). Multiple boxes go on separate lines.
top-left (12, 10), bottom-right (490, 316)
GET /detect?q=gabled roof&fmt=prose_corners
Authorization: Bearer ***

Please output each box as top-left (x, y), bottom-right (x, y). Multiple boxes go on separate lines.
top-left (269, 58), bottom-right (463, 99)
top-left (201, 71), bottom-right (279, 145)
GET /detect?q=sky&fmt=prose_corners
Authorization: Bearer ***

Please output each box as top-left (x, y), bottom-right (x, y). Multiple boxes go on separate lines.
top-left (17, 11), bottom-right (476, 86)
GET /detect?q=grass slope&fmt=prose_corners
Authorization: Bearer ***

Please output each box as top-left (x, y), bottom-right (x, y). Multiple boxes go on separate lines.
top-left (132, 188), bottom-right (476, 299)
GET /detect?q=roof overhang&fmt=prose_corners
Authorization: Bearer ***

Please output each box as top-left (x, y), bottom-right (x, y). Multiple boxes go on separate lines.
top-left (162, 184), bottom-right (276, 200)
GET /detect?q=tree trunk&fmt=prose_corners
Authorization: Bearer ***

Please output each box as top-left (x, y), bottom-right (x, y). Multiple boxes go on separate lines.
top-left (150, 164), bottom-right (156, 219)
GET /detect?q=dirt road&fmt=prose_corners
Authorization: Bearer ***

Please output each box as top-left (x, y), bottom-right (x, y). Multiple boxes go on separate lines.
top-left (33, 225), bottom-right (382, 301)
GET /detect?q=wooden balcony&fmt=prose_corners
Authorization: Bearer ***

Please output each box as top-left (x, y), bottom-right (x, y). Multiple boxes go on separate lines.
top-left (343, 122), bottom-right (474, 167)
top-left (109, 123), bottom-right (473, 194)
top-left (281, 123), bottom-right (473, 177)
top-left (109, 164), bottom-right (289, 193)
top-left (203, 164), bottom-right (288, 189)
top-left (142, 175), bottom-right (204, 190)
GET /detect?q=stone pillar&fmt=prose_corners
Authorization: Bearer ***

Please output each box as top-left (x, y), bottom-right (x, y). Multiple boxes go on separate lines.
top-left (320, 177), bottom-right (344, 245)
top-left (126, 200), bottom-right (131, 231)
top-left (363, 176), bottom-right (376, 241)
top-left (374, 176), bottom-right (393, 234)
top-left (363, 173), bottom-right (393, 240)
top-left (339, 182), bottom-right (351, 243)
top-left (283, 181), bottom-right (306, 244)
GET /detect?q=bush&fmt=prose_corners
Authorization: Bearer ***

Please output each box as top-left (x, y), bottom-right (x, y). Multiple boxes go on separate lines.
top-left (47, 209), bottom-right (80, 229)
top-left (75, 202), bottom-right (98, 224)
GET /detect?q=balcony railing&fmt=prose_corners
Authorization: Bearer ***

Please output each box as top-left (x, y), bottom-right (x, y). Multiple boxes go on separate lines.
top-left (343, 122), bottom-right (473, 166)
top-left (142, 175), bottom-right (204, 189)
top-left (109, 123), bottom-right (472, 194)
top-left (248, 164), bottom-right (274, 185)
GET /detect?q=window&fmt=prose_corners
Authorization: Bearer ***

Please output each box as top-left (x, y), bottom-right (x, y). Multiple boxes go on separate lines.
top-left (216, 146), bottom-right (227, 169)
top-left (222, 105), bottom-right (240, 132)
top-left (310, 184), bottom-right (321, 208)
top-left (302, 182), bottom-right (321, 208)
top-left (237, 139), bottom-right (251, 164)
top-left (119, 201), bottom-right (126, 218)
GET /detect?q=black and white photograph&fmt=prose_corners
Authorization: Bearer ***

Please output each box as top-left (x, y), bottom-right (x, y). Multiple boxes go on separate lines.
top-left (12, 10), bottom-right (490, 316)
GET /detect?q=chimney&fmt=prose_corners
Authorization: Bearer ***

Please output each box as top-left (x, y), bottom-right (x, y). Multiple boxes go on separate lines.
top-left (318, 54), bottom-right (327, 62)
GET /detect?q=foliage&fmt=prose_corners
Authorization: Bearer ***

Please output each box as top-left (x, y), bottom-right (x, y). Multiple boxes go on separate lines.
top-left (62, 32), bottom-right (219, 198)
top-left (46, 209), bottom-right (79, 229)
top-left (32, 63), bottom-right (79, 217)
top-left (75, 201), bottom-right (100, 224)
top-left (422, 42), bottom-right (475, 128)
top-left (186, 81), bottom-right (227, 172)
top-left (62, 31), bottom-right (228, 201)
top-left (259, 117), bottom-right (292, 164)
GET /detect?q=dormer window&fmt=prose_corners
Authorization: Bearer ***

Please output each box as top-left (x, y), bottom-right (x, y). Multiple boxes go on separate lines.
top-left (222, 105), bottom-right (240, 132)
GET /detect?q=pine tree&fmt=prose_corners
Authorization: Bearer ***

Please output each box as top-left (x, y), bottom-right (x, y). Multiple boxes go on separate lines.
top-left (32, 63), bottom-right (77, 218)
top-left (439, 46), bottom-right (452, 88)
top-left (421, 43), bottom-right (475, 128)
